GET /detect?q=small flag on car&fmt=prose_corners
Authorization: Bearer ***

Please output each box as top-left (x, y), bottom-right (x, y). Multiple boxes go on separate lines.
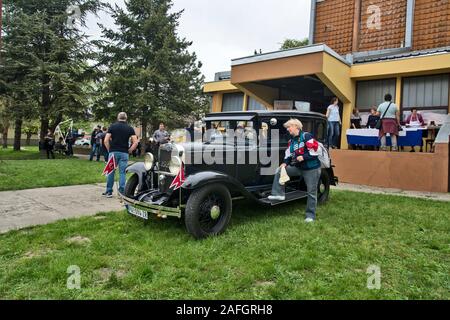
top-left (169, 162), bottom-right (185, 190)
top-left (102, 154), bottom-right (116, 176)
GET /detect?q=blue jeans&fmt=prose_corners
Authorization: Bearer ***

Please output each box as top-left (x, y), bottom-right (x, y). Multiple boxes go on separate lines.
top-left (106, 152), bottom-right (129, 194)
top-left (271, 166), bottom-right (321, 220)
top-left (327, 121), bottom-right (340, 148)
top-left (89, 143), bottom-right (100, 161)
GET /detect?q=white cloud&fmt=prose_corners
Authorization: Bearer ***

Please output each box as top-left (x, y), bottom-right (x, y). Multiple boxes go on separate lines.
top-left (85, 0), bottom-right (311, 81)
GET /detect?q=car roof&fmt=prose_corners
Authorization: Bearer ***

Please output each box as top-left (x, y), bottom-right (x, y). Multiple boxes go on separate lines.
top-left (205, 110), bottom-right (327, 120)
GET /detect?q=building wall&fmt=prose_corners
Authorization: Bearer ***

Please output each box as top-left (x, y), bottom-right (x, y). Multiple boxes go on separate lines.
top-left (413, 0), bottom-right (450, 50)
top-left (358, 0), bottom-right (407, 52)
top-left (314, 0), bottom-right (355, 55)
top-left (331, 143), bottom-right (449, 192)
top-left (314, 0), bottom-right (450, 55)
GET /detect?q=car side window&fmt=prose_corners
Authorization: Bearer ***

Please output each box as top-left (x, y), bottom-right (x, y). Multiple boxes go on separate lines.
top-left (261, 117), bottom-right (290, 148)
top-left (315, 121), bottom-right (326, 143)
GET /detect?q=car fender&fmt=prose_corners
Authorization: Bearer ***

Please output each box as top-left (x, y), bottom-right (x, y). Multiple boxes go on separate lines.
top-left (182, 171), bottom-right (257, 200)
top-left (126, 162), bottom-right (149, 191)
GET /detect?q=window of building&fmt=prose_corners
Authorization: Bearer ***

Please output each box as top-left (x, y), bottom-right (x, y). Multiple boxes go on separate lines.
top-left (247, 96), bottom-right (266, 111)
top-left (402, 74), bottom-right (449, 125)
top-left (222, 93), bottom-right (244, 112)
top-left (356, 78), bottom-right (397, 127)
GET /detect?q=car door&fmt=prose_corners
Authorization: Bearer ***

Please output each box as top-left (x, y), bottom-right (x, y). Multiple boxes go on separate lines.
top-left (235, 121), bottom-right (259, 186)
top-left (257, 117), bottom-right (291, 186)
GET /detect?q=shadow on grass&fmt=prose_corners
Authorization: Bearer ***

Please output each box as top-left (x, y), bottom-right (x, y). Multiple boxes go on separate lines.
top-left (127, 197), bottom-right (310, 240)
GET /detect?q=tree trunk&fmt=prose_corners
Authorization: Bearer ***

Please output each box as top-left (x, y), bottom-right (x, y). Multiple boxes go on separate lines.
top-left (40, 76), bottom-right (51, 144)
top-left (39, 118), bottom-right (49, 145)
top-left (13, 118), bottom-right (23, 151)
top-left (26, 132), bottom-right (32, 146)
top-left (1, 124), bottom-right (8, 149)
top-left (141, 117), bottom-right (148, 152)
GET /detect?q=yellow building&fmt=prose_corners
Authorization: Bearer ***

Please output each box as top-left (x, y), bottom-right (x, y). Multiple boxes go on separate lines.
top-left (204, 0), bottom-right (450, 150)
top-left (204, 44), bottom-right (450, 150)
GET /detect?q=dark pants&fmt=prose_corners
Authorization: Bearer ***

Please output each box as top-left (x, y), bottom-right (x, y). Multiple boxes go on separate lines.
top-left (46, 148), bottom-right (55, 159)
top-left (89, 143), bottom-right (100, 161)
top-left (66, 142), bottom-right (73, 156)
top-left (102, 146), bottom-right (109, 162)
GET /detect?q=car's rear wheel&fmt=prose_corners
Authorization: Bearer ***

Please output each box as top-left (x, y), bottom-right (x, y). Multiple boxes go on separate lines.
top-left (124, 173), bottom-right (139, 197)
top-left (317, 170), bottom-right (330, 204)
top-left (185, 184), bottom-right (232, 239)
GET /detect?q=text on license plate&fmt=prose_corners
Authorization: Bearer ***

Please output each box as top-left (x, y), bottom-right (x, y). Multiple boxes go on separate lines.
top-left (127, 205), bottom-right (148, 220)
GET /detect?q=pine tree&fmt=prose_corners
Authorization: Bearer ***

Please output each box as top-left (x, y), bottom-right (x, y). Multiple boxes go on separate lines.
top-left (95, 0), bottom-right (208, 146)
top-left (1, 0), bottom-right (102, 148)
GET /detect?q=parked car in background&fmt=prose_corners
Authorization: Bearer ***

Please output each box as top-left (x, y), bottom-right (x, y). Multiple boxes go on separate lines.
top-left (75, 137), bottom-right (91, 146)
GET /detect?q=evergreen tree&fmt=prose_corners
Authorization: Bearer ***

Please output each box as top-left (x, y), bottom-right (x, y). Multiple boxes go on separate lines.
top-left (280, 38), bottom-right (309, 50)
top-left (0, 0), bottom-right (102, 148)
top-left (95, 0), bottom-right (208, 146)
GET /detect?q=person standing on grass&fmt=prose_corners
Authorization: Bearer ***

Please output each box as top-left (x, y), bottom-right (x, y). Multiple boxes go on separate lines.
top-left (152, 123), bottom-right (170, 146)
top-left (326, 97), bottom-right (341, 149)
top-left (103, 112), bottom-right (138, 198)
top-left (89, 125), bottom-right (101, 161)
top-left (98, 126), bottom-right (109, 162)
top-left (268, 119), bottom-right (321, 223)
top-left (44, 129), bottom-right (55, 159)
top-left (377, 94), bottom-right (400, 152)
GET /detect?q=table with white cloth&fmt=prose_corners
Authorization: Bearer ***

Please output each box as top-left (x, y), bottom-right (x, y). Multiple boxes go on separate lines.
top-left (346, 127), bottom-right (425, 147)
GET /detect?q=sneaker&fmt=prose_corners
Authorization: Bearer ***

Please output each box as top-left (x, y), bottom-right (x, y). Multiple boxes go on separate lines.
top-left (380, 146), bottom-right (387, 151)
top-left (102, 192), bottom-right (113, 198)
top-left (392, 147), bottom-right (398, 152)
top-left (305, 218), bottom-right (315, 223)
top-left (268, 195), bottom-right (285, 201)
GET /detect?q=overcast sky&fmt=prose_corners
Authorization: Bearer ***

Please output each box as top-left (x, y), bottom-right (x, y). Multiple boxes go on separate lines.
top-left (84, 0), bottom-right (312, 82)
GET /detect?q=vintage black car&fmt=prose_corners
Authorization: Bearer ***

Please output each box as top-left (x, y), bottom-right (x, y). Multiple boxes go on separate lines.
top-left (120, 111), bottom-right (338, 239)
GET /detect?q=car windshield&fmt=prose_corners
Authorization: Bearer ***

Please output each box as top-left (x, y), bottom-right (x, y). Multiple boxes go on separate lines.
top-left (204, 120), bottom-right (257, 145)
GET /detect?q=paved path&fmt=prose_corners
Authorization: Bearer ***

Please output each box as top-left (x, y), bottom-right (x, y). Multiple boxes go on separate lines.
top-left (0, 182), bottom-right (448, 235)
top-left (0, 184), bottom-right (124, 234)
top-left (333, 183), bottom-right (450, 202)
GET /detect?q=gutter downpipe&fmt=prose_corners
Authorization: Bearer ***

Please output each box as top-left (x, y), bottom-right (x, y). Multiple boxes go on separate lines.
top-left (308, 0), bottom-right (316, 45)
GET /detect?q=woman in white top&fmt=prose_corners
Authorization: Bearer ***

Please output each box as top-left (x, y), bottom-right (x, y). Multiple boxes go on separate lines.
top-left (325, 97), bottom-right (341, 149)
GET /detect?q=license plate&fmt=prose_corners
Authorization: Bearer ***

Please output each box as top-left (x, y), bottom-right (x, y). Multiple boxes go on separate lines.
top-left (127, 205), bottom-right (148, 220)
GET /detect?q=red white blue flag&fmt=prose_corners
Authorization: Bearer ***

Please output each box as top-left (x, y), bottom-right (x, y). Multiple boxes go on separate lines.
top-left (169, 162), bottom-right (186, 190)
top-left (102, 154), bottom-right (116, 176)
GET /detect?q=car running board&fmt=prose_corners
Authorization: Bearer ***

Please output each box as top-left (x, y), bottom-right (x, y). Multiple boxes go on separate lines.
top-left (259, 190), bottom-right (308, 206)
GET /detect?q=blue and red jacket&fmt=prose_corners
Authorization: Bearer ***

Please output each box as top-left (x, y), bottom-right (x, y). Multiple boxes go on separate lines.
top-left (283, 132), bottom-right (321, 170)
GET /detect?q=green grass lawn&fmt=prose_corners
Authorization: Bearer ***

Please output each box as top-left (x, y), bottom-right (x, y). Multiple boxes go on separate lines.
top-left (0, 158), bottom-right (107, 191)
top-left (0, 190), bottom-right (448, 299)
top-left (0, 146), bottom-right (44, 160)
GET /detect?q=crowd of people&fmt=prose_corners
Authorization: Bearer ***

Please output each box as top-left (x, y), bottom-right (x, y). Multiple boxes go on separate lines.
top-left (325, 93), bottom-right (431, 152)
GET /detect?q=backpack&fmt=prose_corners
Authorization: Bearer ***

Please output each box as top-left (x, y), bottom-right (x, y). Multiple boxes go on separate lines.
top-left (303, 133), bottom-right (331, 169)
top-left (316, 142), bottom-right (331, 169)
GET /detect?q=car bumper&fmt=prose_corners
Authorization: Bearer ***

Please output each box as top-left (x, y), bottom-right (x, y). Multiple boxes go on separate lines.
top-left (119, 193), bottom-right (182, 219)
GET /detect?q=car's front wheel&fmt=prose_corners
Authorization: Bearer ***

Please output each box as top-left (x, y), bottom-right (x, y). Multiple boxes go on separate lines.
top-left (185, 183), bottom-right (232, 239)
top-left (124, 173), bottom-right (139, 197)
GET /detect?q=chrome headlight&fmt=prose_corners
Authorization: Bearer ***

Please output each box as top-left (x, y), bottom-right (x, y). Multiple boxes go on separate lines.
top-left (169, 156), bottom-right (182, 175)
top-left (144, 152), bottom-right (154, 171)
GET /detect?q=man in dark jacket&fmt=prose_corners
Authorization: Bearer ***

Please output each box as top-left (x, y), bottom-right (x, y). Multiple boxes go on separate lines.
top-left (89, 125), bottom-right (101, 161)
top-left (103, 112), bottom-right (138, 197)
top-left (268, 118), bottom-right (321, 222)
